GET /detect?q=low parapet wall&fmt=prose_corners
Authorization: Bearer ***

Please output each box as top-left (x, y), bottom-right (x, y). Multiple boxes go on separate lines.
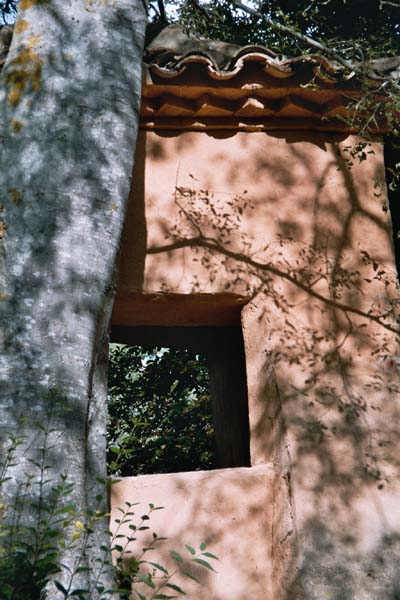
top-left (111, 464), bottom-right (275, 600)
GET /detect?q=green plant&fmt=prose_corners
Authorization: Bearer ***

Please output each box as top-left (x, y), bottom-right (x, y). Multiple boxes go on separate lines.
top-left (0, 395), bottom-right (78, 599)
top-left (111, 501), bottom-right (218, 600)
top-left (0, 392), bottom-right (218, 599)
top-left (107, 344), bottom-right (215, 476)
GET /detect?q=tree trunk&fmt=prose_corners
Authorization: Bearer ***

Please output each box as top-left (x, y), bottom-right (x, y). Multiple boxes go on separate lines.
top-left (0, 0), bottom-right (146, 596)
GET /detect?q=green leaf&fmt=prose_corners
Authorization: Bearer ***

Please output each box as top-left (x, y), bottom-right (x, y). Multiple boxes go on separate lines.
top-left (166, 582), bottom-right (186, 594)
top-left (76, 566), bottom-right (90, 573)
top-left (199, 542), bottom-right (207, 551)
top-left (170, 550), bottom-right (184, 563)
top-left (202, 551), bottom-right (219, 560)
top-left (182, 570), bottom-right (201, 585)
top-left (54, 581), bottom-right (68, 596)
top-left (192, 558), bottom-right (216, 572)
top-left (148, 561), bottom-right (168, 574)
top-left (136, 573), bottom-right (156, 589)
top-left (185, 544), bottom-right (195, 555)
top-left (153, 595), bottom-right (178, 599)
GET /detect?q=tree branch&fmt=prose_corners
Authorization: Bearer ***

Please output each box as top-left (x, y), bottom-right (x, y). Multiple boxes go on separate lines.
top-left (229, 0), bottom-right (399, 86)
top-left (157, 0), bottom-right (167, 23)
top-left (229, 0), bottom-right (356, 69)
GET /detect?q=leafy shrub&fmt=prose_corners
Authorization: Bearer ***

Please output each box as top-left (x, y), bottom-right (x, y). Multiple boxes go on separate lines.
top-left (107, 345), bottom-right (216, 476)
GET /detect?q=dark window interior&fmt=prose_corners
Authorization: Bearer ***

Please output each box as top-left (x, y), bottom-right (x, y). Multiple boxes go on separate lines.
top-left (384, 139), bottom-right (400, 282)
top-left (109, 326), bottom-right (250, 475)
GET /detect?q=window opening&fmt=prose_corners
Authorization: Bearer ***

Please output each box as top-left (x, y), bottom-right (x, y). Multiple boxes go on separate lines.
top-left (108, 326), bottom-right (250, 476)
top-left (107, 343), bottom-right (215, 475)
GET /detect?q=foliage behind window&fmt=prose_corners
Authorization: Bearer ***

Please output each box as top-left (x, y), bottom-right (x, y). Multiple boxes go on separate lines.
top-left (107, 344), bottom-right (215, 476)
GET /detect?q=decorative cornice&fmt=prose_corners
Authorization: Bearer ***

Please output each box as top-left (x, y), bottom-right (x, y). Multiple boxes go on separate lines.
top-left (141, 74), bottom-right (356, 117)
top-left (140, 71), bottom-right (386, 133)
top-left (140, 25), bottom-right (397, 133)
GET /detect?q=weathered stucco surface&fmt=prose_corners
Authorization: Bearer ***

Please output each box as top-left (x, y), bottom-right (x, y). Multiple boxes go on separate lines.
top-left (111, 129), bottom-right (400, 598)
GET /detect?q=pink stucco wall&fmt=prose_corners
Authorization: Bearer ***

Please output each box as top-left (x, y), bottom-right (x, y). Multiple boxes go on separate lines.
top-left (117, 130), bottom-right (394, 301)
top-left (111, 129), bottom-right (400, 598)
top-left (112, 465), bottom-right (275, 600)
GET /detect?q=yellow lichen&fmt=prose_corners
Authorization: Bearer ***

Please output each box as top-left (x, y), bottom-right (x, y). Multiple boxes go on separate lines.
top-left (0, 292), bottom-right (9, 301)
top-left (14, 19), bottom-right (30, 34)
top-left (19, 0), bottom-right (34, 8)
top-left (10, 119), bottom-right (24, 132)
top-left (19, 0), bottom-right (46, 9)
top-left (27, 34), bottom-right (42, 47)
top-left (5, 42), bottom-right (43, 107)
top-left (8, 188), bottom-right (24, 206)
top-left (84, 0), bottom-right (115, 10)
